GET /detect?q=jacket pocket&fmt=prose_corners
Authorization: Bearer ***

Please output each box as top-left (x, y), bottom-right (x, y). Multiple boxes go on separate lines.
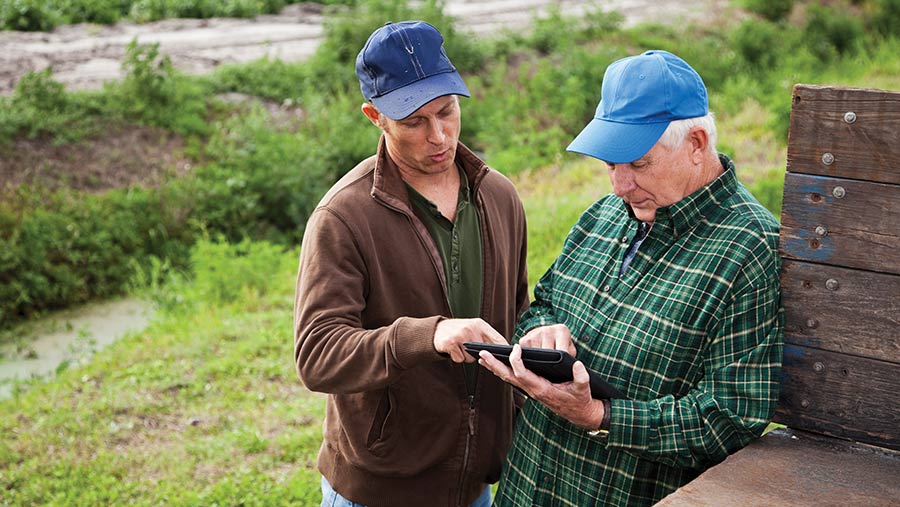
top-left (366, 387), bottom-right (393, 448)
top-left (333, 367), bottom-right (463, 476)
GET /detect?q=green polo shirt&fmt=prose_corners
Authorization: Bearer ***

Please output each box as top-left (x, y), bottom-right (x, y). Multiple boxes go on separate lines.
top-left (406, 171), bottom-right (483, 319)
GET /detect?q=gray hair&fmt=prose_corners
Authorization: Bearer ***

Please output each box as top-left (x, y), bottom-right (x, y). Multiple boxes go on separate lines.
top-left (657, 113), bottom-right (717, 154)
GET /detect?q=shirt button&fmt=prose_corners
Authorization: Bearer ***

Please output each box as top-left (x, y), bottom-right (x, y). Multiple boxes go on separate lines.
top-left (543, 474), bottom-right (552, 484)
top-left (621, 236), bottom-right (629, 243)
top-left (603, 284), bottom-right (611, 292)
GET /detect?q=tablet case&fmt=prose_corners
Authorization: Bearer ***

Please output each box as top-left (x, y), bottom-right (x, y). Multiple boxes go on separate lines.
top-left (464, 342), bottom-right (626, 400)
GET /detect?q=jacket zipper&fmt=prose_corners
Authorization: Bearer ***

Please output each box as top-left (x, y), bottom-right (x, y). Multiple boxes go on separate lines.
top-left (456, 393), bottom-right (477, 507)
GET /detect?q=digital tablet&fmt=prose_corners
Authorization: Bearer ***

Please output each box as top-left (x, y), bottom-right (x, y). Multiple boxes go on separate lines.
top-left (464, 342), bottom-right (626, 399)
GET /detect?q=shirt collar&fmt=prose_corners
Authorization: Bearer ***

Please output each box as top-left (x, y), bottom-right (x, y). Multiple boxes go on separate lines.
top-left (628, 154), bottom-right (738, 238)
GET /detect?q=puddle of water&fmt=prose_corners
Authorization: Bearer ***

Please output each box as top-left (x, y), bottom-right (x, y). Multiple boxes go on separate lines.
top-left (0, 297), bottom-right (155, 398)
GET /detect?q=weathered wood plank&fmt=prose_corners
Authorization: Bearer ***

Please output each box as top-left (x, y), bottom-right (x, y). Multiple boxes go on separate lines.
top-left (781, 259), bottom-right (900, 364)
top-left (787, 84), bottom-right (900, 185)
top-left (774, 344), bottom-right (900, 450)
top-left (779, 172), bottom-right (900, 274)
top-left (656, 428), bottom-right (900, 507)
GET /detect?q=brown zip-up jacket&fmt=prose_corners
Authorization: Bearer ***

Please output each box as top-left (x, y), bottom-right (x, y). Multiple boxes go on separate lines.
top-left (294, 137), bottom-right (529, 507)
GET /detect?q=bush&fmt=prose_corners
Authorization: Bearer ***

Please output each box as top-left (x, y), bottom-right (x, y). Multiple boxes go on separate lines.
top-left (0, 0), bottom-right (58, 31)
top-left (742, 0), bottom-right (794, 22)
top-left (192, 91), bottom-right (376, 243)
top-left (183, 237), bottom-right (295, 307)
top-left (869, 0), bottom-right (900, 39)
top-left (0, 185), bottom-right (193, 327)
top-left (804, 3), bottom-right (865, 61)
top-left (56, 0), bottom-right (131, 24)
top-left (107, 40), bottom-right (209, 137)
top-left (732, 19), bottom-right (782, 71)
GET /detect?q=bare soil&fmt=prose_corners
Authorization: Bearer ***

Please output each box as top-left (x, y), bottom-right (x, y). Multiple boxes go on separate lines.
top-left (0, 125), bottom-right (192, 193)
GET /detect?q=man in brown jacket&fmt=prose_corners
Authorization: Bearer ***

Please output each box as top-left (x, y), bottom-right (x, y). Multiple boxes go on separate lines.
top-left (293, 21), bottom-right (529, 507)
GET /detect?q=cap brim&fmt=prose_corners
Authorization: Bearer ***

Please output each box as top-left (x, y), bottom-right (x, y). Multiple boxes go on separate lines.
top-left (372, 71), bottom-right (470, 120)
top-left (566, 119), bottom-right (669, 164)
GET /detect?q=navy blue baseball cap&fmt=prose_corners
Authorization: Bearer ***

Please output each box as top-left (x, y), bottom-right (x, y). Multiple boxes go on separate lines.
top-left (356, 21), bottom-right (470, 120)
top-left (567, 50), bottom-right (708, 164)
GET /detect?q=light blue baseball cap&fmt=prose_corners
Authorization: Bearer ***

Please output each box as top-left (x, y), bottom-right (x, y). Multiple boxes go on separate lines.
top-left (567, 50), bottom-right (708, 164)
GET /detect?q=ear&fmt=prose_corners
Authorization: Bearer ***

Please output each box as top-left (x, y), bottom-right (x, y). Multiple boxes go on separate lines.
top-left (361, 103), bottom-right (383, 128)
top-left (687, 126), bottom-right (709, 164)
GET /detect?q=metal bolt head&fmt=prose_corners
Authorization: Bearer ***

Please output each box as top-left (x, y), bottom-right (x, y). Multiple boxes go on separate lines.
top-left (801, 399), bottom-right (810, 408)
top-left (843, 111), bottom-right (857, 123)
top-left (815, 226), bottom-right (828, 237)
top-left (832, 186), bottom-right (846, 199)
top-left (826, 278), bottom-right (840, 291)
top-left (813, 361), bottom-right (825, 372)
top-left (806, 318), bottom-right (819, 329)
top-left (822, 153), bottom-right (835, 165)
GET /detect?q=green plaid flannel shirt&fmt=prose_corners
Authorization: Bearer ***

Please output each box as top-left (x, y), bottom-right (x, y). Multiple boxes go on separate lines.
top-left (495, 155), bottom-right (784, 507)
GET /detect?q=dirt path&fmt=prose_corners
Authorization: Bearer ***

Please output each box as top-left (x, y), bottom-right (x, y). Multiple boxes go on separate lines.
top-left (0, 0), bottom-right (730, 95)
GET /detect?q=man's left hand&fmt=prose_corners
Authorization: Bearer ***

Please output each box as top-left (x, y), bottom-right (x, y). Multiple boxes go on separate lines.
top-left (478, 344), bottom-right (605, 430)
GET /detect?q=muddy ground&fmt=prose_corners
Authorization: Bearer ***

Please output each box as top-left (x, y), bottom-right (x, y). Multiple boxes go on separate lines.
top-left (0, 0), bottom-right (732, 95)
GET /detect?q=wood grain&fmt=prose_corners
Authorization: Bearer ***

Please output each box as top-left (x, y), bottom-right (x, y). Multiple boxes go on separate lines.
top-left (781, 259), bottom-right (900, 364)
top-left (774, 344), bottom-right (900, 450)
top-left (787, 84), bottom-right (900, 185)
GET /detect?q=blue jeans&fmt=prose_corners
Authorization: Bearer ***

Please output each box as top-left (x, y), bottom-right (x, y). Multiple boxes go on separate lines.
top-left (320, 477), bottom-right (491, 507)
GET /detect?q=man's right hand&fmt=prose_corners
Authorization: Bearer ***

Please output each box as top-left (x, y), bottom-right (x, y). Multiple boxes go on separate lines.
top-left (519, 323), bottom-right (577, 356)
top-left (434, 318), bottom-right (507, 363)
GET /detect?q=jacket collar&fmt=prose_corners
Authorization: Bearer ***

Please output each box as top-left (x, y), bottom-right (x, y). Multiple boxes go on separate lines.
top-left (370, 135), bottom-right (490, 212)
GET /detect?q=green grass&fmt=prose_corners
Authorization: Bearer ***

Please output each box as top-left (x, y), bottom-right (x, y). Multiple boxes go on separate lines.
top-left (0, 239), bottom-right (326, 506)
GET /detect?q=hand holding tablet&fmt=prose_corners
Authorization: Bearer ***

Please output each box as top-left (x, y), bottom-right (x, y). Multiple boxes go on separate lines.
top-left (464, 342), bottom-right (626, 399)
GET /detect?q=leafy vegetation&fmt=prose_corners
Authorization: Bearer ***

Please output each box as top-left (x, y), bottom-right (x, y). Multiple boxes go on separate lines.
top-left (0, 0), bottom-right (357, 31)
top-left (2, 0), bottom-right (899, 331)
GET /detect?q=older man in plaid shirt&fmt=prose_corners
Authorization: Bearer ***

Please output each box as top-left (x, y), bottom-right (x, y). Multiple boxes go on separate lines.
top-left (477, 50), bottom-right (784, 506)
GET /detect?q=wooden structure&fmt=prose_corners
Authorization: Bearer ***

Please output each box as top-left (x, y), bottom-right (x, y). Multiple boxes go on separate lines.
top-left (658, 85), bottom-right (900, 506)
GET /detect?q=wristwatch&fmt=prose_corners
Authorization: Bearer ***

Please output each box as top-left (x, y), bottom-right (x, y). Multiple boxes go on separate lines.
top-left (587, 399), bottom-right (611, 437)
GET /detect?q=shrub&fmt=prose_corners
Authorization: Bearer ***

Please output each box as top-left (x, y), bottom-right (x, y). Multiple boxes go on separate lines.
top-left (55, 0), bottom-right (131, 24)
top-left (869, 0), bottom-right (900, 39)
top-left (105, 40), bottom-right (209, 137)
top-left (804, 3), bottom-right (865, 61)
top-left (192, 91), bottom-right (376, 243)
top-left (186, 237), bottom-right (294, 306)
top-left (742, 0), bottom-right (794, 22)
top-left (0, 69), bottom-right (113, 145)
top-left (732, 18), bottom-right (782, 71)
top-left (0, 184), bottom-right (193, 328)
top-left (0, 0), bottom-right (58, 31)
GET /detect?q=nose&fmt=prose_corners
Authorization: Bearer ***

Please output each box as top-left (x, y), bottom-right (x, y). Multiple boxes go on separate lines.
top-left (425, 118), bottom-right (446, 145)
top-left (610, 164), bottom-right (636, 197)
